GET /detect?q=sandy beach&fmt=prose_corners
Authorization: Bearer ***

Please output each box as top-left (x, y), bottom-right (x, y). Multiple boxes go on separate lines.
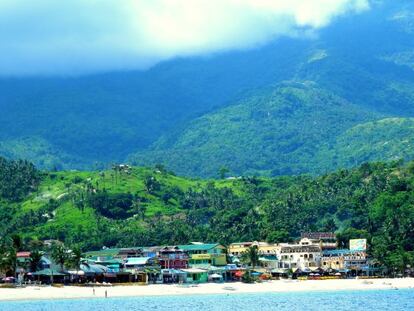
top-left (0, 278), bottom-right (413, 301)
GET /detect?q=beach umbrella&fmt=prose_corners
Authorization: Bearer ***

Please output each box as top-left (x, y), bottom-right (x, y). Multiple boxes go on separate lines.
top-left (234, 271), bottom-right (244, 277)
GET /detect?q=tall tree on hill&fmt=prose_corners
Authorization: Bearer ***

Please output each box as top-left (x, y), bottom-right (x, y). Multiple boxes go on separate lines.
top-left (144, 175), bottom-right (160, 194)
top-left (218, 166), bottom-right (229, 179)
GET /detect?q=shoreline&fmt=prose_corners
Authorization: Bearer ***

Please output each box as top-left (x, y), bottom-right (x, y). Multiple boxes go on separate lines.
top-left (1, 278), bottom-right (414, 302)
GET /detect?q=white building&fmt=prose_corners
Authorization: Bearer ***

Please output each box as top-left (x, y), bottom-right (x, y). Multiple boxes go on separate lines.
top-left (277, 238), bottom-right (322, 271)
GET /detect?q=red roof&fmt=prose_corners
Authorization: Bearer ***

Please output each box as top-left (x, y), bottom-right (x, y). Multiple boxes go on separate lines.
top-left (16, 251), bottom-right (31, 258)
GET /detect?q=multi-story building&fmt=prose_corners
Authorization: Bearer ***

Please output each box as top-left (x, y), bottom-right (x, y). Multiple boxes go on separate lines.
top-left (301, 232), bottom-right (337, 250)
top-left (228, 241), bottom-right (279, 257)
top-left (158, 246), bottom-right (189, 269)
top-left (178, 243), bottom-right (227, 268)
top-left (278, 238), bottom-right (322, 270)
top-left (321, 249), bottom-right (370, 275)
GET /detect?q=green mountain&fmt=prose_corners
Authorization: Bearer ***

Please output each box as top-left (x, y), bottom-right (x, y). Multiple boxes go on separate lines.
top-left (1, 1), bottom-right (414, 176)
top-left (321, 118), bottom-right (414, 168)
top-left (130, 83), bottom-right (380, 177)
top-left (2, 157), bottom-right (414, 272)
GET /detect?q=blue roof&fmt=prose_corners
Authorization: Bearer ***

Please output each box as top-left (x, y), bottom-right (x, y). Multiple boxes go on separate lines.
top-left (80, 263), bottom-right (108, 274)
top-left (125, 257), bottom-right (153, 265)
top-left (178, 243), bottom-right (223, 251)
top-left (323, 249), bottom-right (364, 256)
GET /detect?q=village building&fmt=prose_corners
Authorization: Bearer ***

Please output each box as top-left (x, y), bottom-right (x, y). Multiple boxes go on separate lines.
top-left (277, 238), bottom-right (322, 271)
top-left (158, 246), bottom-right (189, 269)
top-left (123, 257), bottom-right (160, 283)
top-left (83, 247), bottom-right (143, 262)
top-left (321, 249), bottom-right (372, 276)
top-left (178, 243), bottom-right (227, 269)
top-left (228, 241), bottom-right (279, 257)
top-left (301, 232), bottom-right (337, 250)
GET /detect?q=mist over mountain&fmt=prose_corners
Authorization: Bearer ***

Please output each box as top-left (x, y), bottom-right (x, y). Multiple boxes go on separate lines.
top-left (1, 0), bottom-right (414, 176)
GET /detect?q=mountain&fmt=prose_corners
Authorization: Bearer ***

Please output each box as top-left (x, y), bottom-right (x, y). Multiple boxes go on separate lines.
top-left (2, 157), bottom-right (414, 272)
top-left (130, 82), bottom-right (380, 177)
top-left (321, 117), bottom-right (414, 167)
top-left (1, 1), bottom-right (414, 176)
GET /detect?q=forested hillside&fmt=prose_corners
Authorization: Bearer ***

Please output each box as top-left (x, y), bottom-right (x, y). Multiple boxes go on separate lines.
top-left (1, 157), bottom-right (413, 273)
top-left (130, 83), bottom-right (380, 176)
top-left (1, 1), bottom-right (414, 176)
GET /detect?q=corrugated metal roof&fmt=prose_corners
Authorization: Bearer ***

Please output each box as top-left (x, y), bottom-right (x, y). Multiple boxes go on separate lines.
top-left (125, 257), bottom-right (153, 265)
top-left (181, 268), bottom-right (208, 274)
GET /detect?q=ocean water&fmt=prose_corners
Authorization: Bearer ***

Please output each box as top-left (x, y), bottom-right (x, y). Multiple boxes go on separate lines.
top-left (1, 289), bottom-right (414, 311)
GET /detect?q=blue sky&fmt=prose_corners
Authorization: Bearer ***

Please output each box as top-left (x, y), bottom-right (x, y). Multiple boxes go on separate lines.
top-left (0, 0), bottom-right (370, 76)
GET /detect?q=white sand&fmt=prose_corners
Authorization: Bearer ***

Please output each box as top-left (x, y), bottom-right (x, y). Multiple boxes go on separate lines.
top-left (0, 278), bottom-right (413, 301)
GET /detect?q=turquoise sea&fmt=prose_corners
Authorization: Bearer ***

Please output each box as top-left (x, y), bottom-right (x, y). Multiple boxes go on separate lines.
top-left (1, 289), bottom-right (414, 311)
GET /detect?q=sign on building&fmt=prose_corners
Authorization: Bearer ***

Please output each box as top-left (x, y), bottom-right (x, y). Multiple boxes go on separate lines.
top-left (349, 239), bottom-right (367, 251)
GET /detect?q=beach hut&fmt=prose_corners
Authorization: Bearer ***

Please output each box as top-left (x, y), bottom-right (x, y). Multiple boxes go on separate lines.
top-left (270, 268), bottom-right (289, 279)
top-left (80, 263), bottom-right (108, 282)
top-left (32, 268), bottom-right (68, 284)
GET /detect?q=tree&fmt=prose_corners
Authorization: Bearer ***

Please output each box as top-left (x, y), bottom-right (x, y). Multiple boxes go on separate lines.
top-left (132, 200), bottom-right (147, 220)
top-left (144, 175), bottom-right (161, 194)
top-left (51, 243), bottom-right (69, 272)
top-left (29, 250), bottom-right (43, 272)
top-left (68, 246), bottom-right (83, 270)
top-left (267, 230), bottom-right (290, 243)
top-left (218, 166), bottom-right (229, 179)
top-left (0, 237), bottom-right (17, 277)
top-left (28, 239), bottom-right (44, 251)
top-left (11, 234), bottom-right (23, 251)
top-left (241, 245), bottom-right (259, 270)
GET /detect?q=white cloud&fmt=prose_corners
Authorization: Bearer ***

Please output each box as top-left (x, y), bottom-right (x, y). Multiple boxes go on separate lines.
top-left (0, 0), bottom-right (370, 76)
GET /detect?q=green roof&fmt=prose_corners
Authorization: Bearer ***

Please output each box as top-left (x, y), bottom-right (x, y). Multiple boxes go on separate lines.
top-left (84, 247), bottom-right (143, 258)
top-left (32, 268), bottom-right (67, 276)
top-left (178, 243), bottom-right (223, 251)
top-left (83, 248), bottom-right (122, 258)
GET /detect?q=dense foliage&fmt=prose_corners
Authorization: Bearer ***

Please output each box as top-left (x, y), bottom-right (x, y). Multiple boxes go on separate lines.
top-left (0, 157), bottom-right (39, 201)
top-left (1, 159), bottom-right (414, 274)
top-left (131, 83), bottom-right (380, 177)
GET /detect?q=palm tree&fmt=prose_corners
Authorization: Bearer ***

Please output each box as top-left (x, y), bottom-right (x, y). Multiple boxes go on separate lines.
top-left (131, 199), bottom-right (145, 220)
top-left (51, 243), bottom-right (68, 272)
top-left (241, 245), bottom-right (259, 270)
top-left (29, 250), bottom-right (44, 272)
top-left (0, 245), bottom-right (16, 277)
top-left (69, 247), bottom-right (83, 271)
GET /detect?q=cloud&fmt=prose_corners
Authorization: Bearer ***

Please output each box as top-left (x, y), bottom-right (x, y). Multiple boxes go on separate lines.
top-left (0, 0), bottom-right (370, 76)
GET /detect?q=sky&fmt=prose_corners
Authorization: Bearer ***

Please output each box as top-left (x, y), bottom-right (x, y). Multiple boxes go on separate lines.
top-left (0, 0), bottom-right (370, 76)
